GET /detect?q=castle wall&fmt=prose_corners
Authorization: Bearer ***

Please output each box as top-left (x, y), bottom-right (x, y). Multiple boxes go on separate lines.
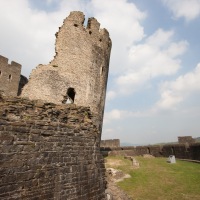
top-left (178, 136), bottom-right (195, 144)
top-left (101, 144), bottom-right (200, 161)
top-left (0, 55), bottom-right (21, 96)
top-left (0, 96), bottom-right (106, 200)
top-left (22, 11), bottom-right (112, 132)
top-left (101, 139), bottom-right (120, 148)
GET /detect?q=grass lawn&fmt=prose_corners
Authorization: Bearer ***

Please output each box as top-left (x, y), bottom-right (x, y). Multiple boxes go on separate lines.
top-left (105, 156), bottom-right (200, 200)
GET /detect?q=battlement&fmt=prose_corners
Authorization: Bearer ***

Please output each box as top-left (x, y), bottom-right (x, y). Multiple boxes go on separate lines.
top-left (0, 55), bottom-right (8, 63)
top-left (0, 55), bottom-right (21, 69)
top-left (0, 55), bottom-right (22, 96)
top-left (53, 11), bottom-right (111, 61)
top-left (63, 11), bottom-right (111, 41)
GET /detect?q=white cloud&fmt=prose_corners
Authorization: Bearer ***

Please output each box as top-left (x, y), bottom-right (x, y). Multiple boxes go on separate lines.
top-left (0, 0), bottom-right (86, 76)
top-left (104, 108), bottom-right (150, 124)
top-left (106, 91), bottom-right (117, 101)
top-left (89, 0), bottom-right (146, 74)
top-left (0, 0), bottom-right (146, 78)
top-left (104, 109), bottom-right (121, 123)
top-left (102, 128), bottom-right (116, 139)
top-left (156, 63), bottom-right (200, 110)
top-left (163, 0), bottom-right (200, 21)
top-left (116, 29), bottom-right (188, 94)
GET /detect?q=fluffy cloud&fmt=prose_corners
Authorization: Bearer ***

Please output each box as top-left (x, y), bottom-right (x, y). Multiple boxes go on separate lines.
top-left (106, 91), bottom-right (117, 101)
top-left (156, 63), bottom-right (200, 110)
top-left (116, 29), bottom-right (188, 94)
top-left (0, 0), bottom-right (87, 76)
top-left (163, 0), bottom-right (200, 21)
top-left (0, 0), bottom-right (146, 78)
top-left (104, 109), bottom-right (121, 123)
top-left (89, 0), bottom-right (146, 74)
top-left (104, 108), bottom-right (149, 124)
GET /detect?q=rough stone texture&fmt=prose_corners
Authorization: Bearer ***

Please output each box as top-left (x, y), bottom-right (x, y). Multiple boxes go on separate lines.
top-left (101, 139), bottom-right (120, 148)
top-left (0, 55), bottom-right (21, 96)
top-left (0, 95), bottom-right (106, 200)
top-left (22, 11), bottom-right (112, 133)
top-left (178, 136), bottom-right (195, 144)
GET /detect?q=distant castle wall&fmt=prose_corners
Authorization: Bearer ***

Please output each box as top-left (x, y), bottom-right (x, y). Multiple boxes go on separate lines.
top-left (178, 136), bottom-right (195, 144)
top-left (101, 139), bottom-right (120, 148)
top-left (0, 55), bottom-right (22, 96)
top-left (0, 95), bottom-right (106, 200)
top-left (22, 11), bottom-right (112, 133)
top-left (101, 144), bottom-right (200, 161)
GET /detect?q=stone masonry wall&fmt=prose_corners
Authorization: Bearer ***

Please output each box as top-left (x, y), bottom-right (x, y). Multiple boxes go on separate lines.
top-left (178, 136), bottom-right (195, 144)
top-left (100, 139), bottom-right (120, 148)
top-left (0, 55), bottom-right (21, 96)
top-left (0, 95), bottom-right (106, 200)
top-left (22, 11), bottom-right (112, 132)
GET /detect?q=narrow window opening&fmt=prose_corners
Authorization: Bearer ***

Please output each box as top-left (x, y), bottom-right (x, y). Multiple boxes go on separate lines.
top-left (101, 66), bottom-right (104, 75)
top-left (74, 24), bottom-right (78, 27)
top-left (0, 70), bottom-right (1, 76)
top-left (8, 74), bottom-right (12, 81)
top-left (89, 31), bottom-right (92, 35)
top-left (62, 87), bottom-right (76, 104)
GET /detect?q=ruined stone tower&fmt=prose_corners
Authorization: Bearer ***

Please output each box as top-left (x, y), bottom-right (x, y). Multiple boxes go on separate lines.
top-left (0, 55), bottom-right (22, 96)
top-left (22, 11), bottom-right (112, 132)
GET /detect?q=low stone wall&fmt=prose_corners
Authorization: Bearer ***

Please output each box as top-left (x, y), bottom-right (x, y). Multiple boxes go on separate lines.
top-left (0, 96), bottom-right (106, 200)
top-left (101, 143), bottom-right (200, 161)
top-left (162, 143), bottom-right (200, 160)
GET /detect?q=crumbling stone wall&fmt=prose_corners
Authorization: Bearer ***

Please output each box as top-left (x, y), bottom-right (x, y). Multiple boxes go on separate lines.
top-left (22, 11), bottom-right (112, 132)
top-left (0, 55), bottom-right (21, 96)
top-left (0, 95), bottom-right (106, 200)
top-left (101, 139), bottom-right (120, 148)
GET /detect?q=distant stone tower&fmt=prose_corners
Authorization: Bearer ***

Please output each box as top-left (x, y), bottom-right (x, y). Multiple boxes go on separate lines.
top-left (22, 11), bottom-right (112, 131)
top-left (0, 55), bottom-right (22, 96)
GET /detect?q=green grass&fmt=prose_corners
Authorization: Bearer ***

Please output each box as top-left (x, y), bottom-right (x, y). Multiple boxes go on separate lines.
top-left (105, 156), bottom-right (200, 200)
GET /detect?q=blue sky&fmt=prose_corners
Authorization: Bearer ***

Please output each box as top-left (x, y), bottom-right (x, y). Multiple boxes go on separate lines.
top-left (0, 0), bottom-right (200, 144)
